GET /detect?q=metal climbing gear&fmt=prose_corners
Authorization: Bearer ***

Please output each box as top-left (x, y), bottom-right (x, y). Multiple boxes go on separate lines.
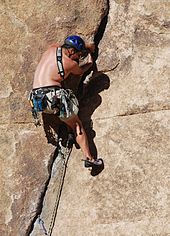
top-left (28, 91), bottom-right (42, 126)
top-left (38, 216), bottom-right (49, 235)
top-left (29, 87), bottom-right (79, 126)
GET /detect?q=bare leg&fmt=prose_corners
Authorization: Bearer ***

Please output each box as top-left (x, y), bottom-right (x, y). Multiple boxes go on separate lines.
top-left (62, 115), bottom-right (93, 161)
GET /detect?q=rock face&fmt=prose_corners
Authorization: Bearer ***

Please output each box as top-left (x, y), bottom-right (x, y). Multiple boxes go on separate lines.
top-left (53, 111), bottom-right (170, 236)
top-left (0, 1), bottom-right (108, 235)
top-left (0, 0), bottom-right (170, 236)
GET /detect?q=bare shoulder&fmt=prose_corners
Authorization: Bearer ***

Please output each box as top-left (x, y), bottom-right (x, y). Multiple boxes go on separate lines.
top-left (43, 44), bottom-right (59, 55)
top-left (48, 43), bottom-right (59, 49)
top-left (62, 53), bottom-right (76, 68)
top-left (61, 54), bottom-right (81, 75)
top-left (41, 44), bottom-right (58, 59)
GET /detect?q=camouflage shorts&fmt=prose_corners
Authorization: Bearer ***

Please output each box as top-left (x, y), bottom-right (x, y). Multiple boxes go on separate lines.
top-left (30, 86), bottom-right (79, 120)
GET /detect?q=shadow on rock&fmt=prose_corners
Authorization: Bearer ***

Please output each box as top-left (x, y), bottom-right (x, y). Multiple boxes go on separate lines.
top-left (41, 72), bottom-right (110, 176)
top-left (91, 158), bottom-right (105, 177)
top-left (42, 113), bottom-right (70, 147)
top-left (78, 72), bottom-right (110, 176)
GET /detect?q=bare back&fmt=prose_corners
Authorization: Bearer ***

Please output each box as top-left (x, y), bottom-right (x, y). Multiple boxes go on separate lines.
top-left (33, 44), bottom-right (82, 89)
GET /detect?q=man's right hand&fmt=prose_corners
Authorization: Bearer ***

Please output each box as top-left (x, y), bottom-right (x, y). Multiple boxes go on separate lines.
top-left (85, 43), bottom-right (95, 53)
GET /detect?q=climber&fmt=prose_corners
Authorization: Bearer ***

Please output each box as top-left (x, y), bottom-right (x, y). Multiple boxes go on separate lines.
top-left (30, 35), bottom-right (103, 168)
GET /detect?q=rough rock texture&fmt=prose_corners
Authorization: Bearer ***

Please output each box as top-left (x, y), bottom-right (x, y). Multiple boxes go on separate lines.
top-left (96, 0), bottom-right (170, 117)
top-left (0, 1), bottom-right (108, 235)
top-left (53, 111), bottom-right (170, 236)
top-left (52, 1), bottom-right (170, 235)
top-left (0, 0), bottom-right (170, 236)
top-left (0, 125), bottom-right (54, 235)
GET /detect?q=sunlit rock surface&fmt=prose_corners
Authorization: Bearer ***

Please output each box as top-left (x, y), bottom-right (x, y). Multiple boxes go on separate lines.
top-left (0, 0), bottom-right (108, 235)
top-left (0, 0), bottom-right (169, 235)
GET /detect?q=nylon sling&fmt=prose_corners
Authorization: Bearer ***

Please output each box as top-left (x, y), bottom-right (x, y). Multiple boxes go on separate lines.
top-left (56, 47), bottom-right (65, 79)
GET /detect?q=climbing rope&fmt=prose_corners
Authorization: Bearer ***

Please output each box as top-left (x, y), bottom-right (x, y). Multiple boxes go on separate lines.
top-left (38, 135), bottom-right (73, 236)
top-left (48, 138), bottom-right (72, 235)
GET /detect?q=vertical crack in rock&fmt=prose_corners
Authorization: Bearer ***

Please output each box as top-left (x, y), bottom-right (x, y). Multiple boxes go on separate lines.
top-left (27, 131), bottom-right (73, 236)
top-left (94, 0), bottom-right (110, 59)
top-left (26, 148), bottom-right (59, 236)
top-left (27, 2), bottom-right (110, 235)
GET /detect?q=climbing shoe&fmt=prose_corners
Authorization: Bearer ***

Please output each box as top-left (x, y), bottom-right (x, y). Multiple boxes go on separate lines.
top-left (83, 159), bottom-right (103, 168)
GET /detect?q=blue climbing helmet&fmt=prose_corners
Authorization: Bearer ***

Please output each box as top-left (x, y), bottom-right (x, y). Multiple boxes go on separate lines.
top-left (64, 35), bottom-right (86, 51)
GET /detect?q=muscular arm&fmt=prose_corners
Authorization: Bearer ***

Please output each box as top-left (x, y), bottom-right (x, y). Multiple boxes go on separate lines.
top-left (63, 42), bottom-right (95, 77)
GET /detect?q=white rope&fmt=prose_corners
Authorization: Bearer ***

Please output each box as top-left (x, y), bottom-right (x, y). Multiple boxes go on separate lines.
top-left (38, 136), bottom-right (73, 236)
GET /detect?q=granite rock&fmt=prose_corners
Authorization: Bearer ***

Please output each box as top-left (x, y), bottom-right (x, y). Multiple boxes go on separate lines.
top-left (0, 0), bottom-right (169, 235)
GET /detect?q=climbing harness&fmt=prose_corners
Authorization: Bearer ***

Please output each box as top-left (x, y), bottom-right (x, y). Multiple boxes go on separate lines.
top-left (56, 47), bottom-right (65, 79)
top-left (29, 87), bottom-right (79, 126)
top-left (36, 133), bottom-right (74, 236)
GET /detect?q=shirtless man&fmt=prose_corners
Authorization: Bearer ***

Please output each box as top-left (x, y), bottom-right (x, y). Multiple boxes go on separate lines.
top-left (32, 35), bottom-right (102, 167)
